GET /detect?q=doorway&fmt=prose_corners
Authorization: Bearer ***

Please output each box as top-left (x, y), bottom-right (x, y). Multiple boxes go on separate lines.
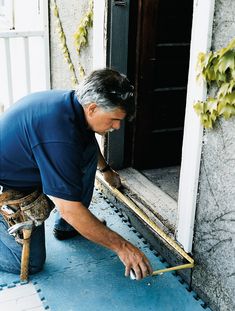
top-left (106, 0), bottom-right (193, 225)
top-left (126, 0), bottom-right (194, 168)
top-left (122, 0), bottom-right (194, 200)
top-left (105, 0), bottom-right (213, 251)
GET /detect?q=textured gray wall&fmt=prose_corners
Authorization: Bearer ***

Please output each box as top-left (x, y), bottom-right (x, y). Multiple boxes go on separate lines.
top-left (192, 1), bottom-right (235, 310)
top-left (49, 0), bottom-right (93, 89)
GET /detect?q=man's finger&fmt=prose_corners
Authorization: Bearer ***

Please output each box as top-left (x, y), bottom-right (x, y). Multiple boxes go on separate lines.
top-left (125, 264), bottom-right (131, 277)
top-left (144, 259), bottom-right (153, 276)
top-left (132, 265), bottom-right (142, 280)
top-left (139, 261), bottom-right (151, 278)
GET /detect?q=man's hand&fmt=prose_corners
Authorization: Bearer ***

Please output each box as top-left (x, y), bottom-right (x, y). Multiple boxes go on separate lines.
top-left (102, 168), bottom-right (122, 189)
top-left (117, 241), bottom-right (153, 280)
top-left (97, 143), bottom-right (121, 188)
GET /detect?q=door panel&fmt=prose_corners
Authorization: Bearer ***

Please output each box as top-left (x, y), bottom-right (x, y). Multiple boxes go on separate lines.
top-left (128, 0), bottom-right (193, 169)
top-left (153, 45), bottom-right (190, 88)
top-left (150, 89), bottom-right (187, 129)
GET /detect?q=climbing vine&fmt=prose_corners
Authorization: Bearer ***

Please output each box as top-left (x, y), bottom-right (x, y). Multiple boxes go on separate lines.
top-left (73, 0), bottom-right (93, 78)
top-left (51, 0), bottom-right (93, 86)
top-left (194, 38), bottom-right (235, 128)
top-left (51, 0), bottom-right (78, 86)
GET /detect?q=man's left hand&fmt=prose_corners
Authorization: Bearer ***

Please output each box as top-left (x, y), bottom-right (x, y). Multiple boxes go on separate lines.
top-left (102, 168), bottom-right (121, 189)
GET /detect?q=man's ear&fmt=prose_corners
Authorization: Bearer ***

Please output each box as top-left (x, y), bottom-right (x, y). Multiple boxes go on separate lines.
top-left (86, 103), bottom-right (98, 118)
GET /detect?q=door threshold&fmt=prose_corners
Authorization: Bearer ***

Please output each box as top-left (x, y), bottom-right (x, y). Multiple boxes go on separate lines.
top-left (118, 167), bottom-right (178, 234)
top-left (140, 166), bottom-right (180, 202)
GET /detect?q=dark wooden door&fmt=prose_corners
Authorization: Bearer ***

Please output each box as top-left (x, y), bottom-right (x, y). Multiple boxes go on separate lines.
top-left (126, 0), bottom-right (193, 169)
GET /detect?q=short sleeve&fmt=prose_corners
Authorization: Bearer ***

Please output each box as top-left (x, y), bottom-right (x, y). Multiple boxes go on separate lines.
top-left (32, 142), bottom-right (84, 201)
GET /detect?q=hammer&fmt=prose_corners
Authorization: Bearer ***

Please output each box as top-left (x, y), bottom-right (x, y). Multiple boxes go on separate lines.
top-left (8, 220), bottom-right (34, 281)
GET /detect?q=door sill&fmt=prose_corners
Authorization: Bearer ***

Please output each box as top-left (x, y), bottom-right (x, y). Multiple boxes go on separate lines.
top-left (118, 167), bottom-right (177, 234)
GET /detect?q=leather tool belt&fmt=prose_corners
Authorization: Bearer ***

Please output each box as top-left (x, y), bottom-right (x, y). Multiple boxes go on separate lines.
top-left (0, 188), bottom-right (53, 281)
top-left (0, 188), bottom-right (53, 243)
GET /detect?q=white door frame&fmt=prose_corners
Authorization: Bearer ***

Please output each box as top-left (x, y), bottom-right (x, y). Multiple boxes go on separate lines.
top-left (176, 0), bottom-right (215, 252)
top-left (93, 0), bottom-right (107, 150)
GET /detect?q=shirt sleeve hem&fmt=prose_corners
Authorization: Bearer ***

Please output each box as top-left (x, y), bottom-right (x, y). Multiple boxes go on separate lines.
top-left (43, 189), bottom-right (82, 202)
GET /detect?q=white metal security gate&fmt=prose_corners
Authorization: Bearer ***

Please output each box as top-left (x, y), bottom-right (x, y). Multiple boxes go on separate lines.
top-left (0, 0), bottom-right (50, 112)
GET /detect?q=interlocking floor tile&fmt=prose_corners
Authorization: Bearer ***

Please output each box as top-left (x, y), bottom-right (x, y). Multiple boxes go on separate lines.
top-left (0, 283), bottom-right (45, 311)
top-left (0, 189), bottom-right (211, 311)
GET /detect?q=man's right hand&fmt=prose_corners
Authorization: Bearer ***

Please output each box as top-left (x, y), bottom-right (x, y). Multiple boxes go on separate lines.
top-left (116, 241), bottom-right (153, 280)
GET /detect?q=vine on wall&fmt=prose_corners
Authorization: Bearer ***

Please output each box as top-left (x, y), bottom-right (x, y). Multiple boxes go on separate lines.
top-left (51, 0), bottom-right (78, 86)
top-left (194, 38), bottom-right (235, 128)
top-left (73, 0), bottom-right (93, 78)
top-left (51, 0), bottom-right (93, 87)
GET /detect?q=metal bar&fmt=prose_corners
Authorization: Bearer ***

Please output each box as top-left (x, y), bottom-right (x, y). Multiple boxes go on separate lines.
top-left (0, 31), bottom-right (44, 38)
top-left (11, 0), bottom-right (15, 30)
top-left (23, 37), bottom-right (31, 93)
top-left (4, 37), bottom-right (13, 106)
top-left (95, 172), bottom-right (195, 275)
top-left (42, 0), bottom-right (51, 89)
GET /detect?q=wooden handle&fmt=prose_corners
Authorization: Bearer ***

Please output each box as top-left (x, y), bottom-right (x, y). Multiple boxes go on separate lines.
top-left (20, 228), bottom-right (32, 281)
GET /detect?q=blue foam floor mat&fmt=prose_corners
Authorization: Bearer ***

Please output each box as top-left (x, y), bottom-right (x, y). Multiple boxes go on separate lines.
top-left (0, 189), bottom-right (211, 311)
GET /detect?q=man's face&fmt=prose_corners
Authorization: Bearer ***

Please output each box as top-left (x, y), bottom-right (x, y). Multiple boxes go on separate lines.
top-left (85, 103), bottom-right (126, 135)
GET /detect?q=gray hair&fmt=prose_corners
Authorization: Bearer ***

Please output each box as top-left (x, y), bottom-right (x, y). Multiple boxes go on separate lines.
top-left (75, 68), bottom-right (134, 116)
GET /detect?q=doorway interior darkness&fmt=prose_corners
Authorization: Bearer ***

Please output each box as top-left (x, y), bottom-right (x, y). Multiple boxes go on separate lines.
top-left (125, 0), bottom-right (193, 168)
top-left (123, 0), bottom-right (194, 197)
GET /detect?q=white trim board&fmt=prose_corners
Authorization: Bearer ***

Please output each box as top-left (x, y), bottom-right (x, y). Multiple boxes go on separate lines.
top-left (176, 0), bottom-right (215, 252)
top-left (93, 0), bottom-right (106, 71)
top-left (93, 0), bottom-right (107, 151)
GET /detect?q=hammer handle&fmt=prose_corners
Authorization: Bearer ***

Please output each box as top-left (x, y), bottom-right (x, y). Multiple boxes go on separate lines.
top-left (20, 228), bottom-right (32, 281)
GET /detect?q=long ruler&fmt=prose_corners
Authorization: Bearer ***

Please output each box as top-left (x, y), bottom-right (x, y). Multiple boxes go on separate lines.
top-left (95, 174), bottom-right (194, 276)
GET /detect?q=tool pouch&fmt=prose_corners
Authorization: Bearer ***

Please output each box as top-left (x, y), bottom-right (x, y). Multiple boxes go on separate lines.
top-left (0, 190), bottom-right (53, 243)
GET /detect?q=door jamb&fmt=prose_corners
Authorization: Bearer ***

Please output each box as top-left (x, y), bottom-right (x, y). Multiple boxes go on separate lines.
top-left (176, 0), bottom-right (215, 252)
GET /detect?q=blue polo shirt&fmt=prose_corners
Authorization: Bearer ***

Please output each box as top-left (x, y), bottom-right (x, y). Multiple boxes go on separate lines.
top-left (0, 90), bottom-right (97, 201)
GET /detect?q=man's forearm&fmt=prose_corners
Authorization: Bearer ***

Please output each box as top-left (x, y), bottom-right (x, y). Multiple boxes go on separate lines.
top-left (50, 196), bottom-right (153, 279)
top-left (65, 203), bottom-right (126, 252)
top-left (51, 197), bottom-right (125, 252)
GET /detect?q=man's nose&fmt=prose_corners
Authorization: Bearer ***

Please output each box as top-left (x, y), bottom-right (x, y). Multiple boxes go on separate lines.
top-left (112, 120), bottom-right (121, 130)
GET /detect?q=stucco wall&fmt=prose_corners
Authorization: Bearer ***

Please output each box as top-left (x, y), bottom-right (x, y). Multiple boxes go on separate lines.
top-left (49, 0), bottom-right (93, 89)
top-left (192, 1), bottom-right (235, 310)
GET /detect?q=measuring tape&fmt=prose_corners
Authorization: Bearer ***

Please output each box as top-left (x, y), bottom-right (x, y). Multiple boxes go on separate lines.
top-left (95, 173), bottom-right (194, 277)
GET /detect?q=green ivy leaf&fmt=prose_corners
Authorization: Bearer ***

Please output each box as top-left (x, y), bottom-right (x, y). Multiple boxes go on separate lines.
top-left (193, 101), bottom-right (205, 115)
top-left (221, 104), bottom-right (235, 119)
top-left (201, 113), bottom-right (213, 128)
top-left (223, 91), bottom-right (235, 105)
top-left (206, 97), bottom-right (218, 112)
top-left (195, 37), bottom-right (235, 128)
top-left (214, 50), bottom-right (235, 75)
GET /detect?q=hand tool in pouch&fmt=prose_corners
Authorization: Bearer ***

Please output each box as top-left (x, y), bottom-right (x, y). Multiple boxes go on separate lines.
top-left (8, 220), bottom-right (34, 281)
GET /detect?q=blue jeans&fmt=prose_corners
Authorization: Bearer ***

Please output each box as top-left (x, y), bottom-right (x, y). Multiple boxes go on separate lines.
top-left (0, 214), bottom-right (46, 274)
top-left (0, 140), bottom-right (98, 274)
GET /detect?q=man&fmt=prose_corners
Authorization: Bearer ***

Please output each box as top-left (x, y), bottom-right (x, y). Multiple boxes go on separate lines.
top-left (0, 68), bottom-right (152, 280)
